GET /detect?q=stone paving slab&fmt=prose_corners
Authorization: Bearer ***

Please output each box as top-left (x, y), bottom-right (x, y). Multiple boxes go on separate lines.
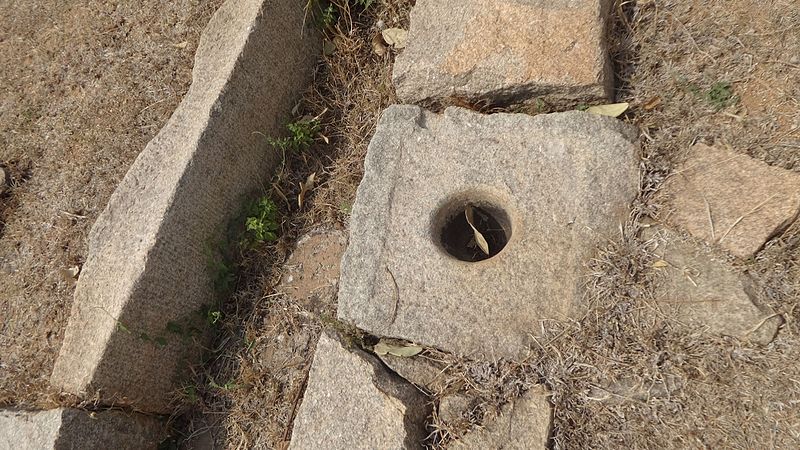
top-left (289, 332), bottom-right (429, 449)
top-left (393, 0), bottom-right (613, 105)
top-left (649, 227), bottom-right (781, 344)
top-left (0, 408), bottom-right (164, 450)
top-left (663, 143), bottom-right (800, 259)
top-left (338, 106), bottom-right (639, 359)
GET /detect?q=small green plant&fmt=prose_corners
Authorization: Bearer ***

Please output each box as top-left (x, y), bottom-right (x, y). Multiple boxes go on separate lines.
top-left (166, 321), bottom-right (183, 335)
top-left (355, 0), bottom-right (374, 8)
top-left (116, 321), bottom-right (131, 333)
top-left (180, 384), bottom-right (199, 404)
top-left (209, 378), bottom-right (239, 391)
top-left (306, 0), bottom-right (341, 30)
top-left (321, 3), bottom-right (338, 28)
top-left (532, 98), bottom-right (547, 113)
top-left (207, 310), bottom-right (222, 325)
top-left (706, 81), bottom-right (735, 110)
top-left (242, 196), bottom-right (280, 247)
top-left (267, 119), bottom-right (320, 153)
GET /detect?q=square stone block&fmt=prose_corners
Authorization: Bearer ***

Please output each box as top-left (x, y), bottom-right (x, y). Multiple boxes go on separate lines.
top-left (338, 106), bottom-right (639, 358)
top-left (393, 0), bottom-right (613, 104)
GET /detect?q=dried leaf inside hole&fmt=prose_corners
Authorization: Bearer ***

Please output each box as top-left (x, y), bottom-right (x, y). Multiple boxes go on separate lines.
top-left (465, 205), bottom-right (490, 255)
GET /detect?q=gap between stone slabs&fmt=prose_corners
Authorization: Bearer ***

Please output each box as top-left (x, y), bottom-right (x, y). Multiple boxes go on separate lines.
top-left (49, 0), bottom-right (320, 414)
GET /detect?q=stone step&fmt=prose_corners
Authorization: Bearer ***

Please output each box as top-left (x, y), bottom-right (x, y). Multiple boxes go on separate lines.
top-left (663, 143), bottom-right (800, 259)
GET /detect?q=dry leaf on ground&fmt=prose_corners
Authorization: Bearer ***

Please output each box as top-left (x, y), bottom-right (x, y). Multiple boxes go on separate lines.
top-left (586, 102), bottom-right (629, 117)
top-left (381, 28), bottom-right (408, 49)
top-left (323, 40), bottom-right (336, 56)
top-left (371, 33), bottom-right (388, 56)
top-left (298, 172), bottom-right (316, 209)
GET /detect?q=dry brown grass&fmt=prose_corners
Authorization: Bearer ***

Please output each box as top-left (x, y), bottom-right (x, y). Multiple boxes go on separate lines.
top-left (0, 0), bottom-right (224, 409)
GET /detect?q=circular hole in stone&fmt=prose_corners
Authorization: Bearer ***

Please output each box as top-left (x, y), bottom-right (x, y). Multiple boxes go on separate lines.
top-left (437, 201), bottom-right (512, 262)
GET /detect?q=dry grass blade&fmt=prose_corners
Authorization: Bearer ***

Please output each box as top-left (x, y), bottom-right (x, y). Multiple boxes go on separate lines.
top-left (716, 194), bottom-right (778, 244)
top-left (297, 172), bottom-right (316, 209)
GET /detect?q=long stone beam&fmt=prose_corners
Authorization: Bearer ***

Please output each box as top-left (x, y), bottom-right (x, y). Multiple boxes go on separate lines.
top-left (51, 0), bottom-right (319, 413)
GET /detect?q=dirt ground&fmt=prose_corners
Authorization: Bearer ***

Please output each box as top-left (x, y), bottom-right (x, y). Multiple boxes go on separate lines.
top-left (0, 0), bottom-right (223, 407)
top-left (180, 0), bottom-right (800, 448)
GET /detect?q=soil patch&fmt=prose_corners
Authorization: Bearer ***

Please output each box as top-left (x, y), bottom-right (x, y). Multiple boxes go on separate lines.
top-left (0, 0), bottom-right (224, 408)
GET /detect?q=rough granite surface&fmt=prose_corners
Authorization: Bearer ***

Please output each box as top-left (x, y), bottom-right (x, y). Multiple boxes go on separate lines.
top-left (393, 0), bottom-right (613, 104)
top-left (338, 106), bottom-right (639, 358)
top-left (650, 227), bottom-right (781, 344)
top-left (663, 143), bottom-right (800, 259)
top-left (0, 408), bottom-right (164, 450)
top-left (289, 332), bottom-right (429, 450)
